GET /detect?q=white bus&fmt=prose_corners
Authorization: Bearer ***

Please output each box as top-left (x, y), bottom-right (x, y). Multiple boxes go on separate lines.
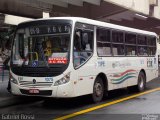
top-left (10, 17), bottom-right (158, 102)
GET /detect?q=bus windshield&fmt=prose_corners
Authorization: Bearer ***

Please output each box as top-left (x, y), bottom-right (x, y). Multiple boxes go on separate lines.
top-left (12, 22), bottom-right (71, 68)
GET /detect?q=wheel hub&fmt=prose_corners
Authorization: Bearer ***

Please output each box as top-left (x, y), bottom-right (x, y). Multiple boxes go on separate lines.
top-left (139, 76), bottom-right (144, 89)
top-left (95, 82), bottom-right (102, 97)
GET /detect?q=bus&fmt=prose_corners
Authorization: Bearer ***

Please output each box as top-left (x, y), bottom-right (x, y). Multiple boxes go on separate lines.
top-left (10, 17), bottom-right (158, 102)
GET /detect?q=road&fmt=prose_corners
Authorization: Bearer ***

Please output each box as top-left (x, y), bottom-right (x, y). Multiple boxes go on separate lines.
top-left (0, 77), bottom-right (160, 120)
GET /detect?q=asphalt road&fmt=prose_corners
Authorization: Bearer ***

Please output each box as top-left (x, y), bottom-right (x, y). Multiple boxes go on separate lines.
top-left (0, 78), bottom-right (160, 120)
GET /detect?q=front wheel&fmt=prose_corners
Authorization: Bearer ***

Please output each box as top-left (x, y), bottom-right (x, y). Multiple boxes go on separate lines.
top-left (92, 77), bottom-right (104, 103)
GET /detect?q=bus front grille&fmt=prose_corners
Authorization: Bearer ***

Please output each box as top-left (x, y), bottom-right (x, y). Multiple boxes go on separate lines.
top-left (19, 81), bottom-right (53, 88)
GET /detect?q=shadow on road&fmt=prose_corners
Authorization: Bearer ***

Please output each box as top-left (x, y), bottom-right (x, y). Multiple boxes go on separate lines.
top-left (42, 88), bottom-right (137, 110)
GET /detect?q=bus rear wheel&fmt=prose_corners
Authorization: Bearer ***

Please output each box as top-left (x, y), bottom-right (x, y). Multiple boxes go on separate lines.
top-left (136, 71), bottom-right (146, 92)
top-left (92, 77), bottom-right (104, 103)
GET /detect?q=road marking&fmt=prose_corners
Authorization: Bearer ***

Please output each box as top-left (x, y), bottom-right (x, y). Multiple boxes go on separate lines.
top-left (54, 87), bottom-right (160, 120)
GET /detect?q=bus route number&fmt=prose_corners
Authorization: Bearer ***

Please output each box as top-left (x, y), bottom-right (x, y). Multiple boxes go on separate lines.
top-left (45, 77), bottom-right (53, 82)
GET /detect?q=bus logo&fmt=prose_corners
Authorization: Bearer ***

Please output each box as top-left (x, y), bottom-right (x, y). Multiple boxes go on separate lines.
top-left (33, 79), bottom-right (36, 84)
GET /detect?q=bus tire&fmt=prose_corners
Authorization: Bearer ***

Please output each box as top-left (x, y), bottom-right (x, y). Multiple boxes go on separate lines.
top-left (92, 77), bottom-right (104, 103)
top-left (136, 71), bottom-right (146, 92)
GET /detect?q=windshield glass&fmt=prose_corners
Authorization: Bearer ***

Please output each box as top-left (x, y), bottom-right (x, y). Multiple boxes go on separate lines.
top-left (12, 24), bottom-right (71, 68)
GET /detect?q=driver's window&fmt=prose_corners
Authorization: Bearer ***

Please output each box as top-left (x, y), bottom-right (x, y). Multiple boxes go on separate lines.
top-left (73, 23), bottom-right (94, 68)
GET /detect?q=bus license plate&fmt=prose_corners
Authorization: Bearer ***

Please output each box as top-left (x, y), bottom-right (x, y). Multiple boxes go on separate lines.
top-left (29, 89), bottom-right (39, 94)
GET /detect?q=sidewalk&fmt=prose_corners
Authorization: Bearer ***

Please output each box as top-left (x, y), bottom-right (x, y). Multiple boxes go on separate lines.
top-left (0, 71), bottom-right (43, 108)
top-left (0, 71), bottom-right (17, 107)
top-left (0, 80), bottom-right (13, 101)
top-left (0, 70), bottom-right (31, 108)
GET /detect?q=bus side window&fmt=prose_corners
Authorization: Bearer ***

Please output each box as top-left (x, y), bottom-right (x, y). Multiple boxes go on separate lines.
top-left (137, 35), bottom-right (148, 56)
top-left (112, 30), bottom-right (124, 56)
top-left (73, 28), bottom-right (94, 68)
top-left (147, 36), bottom-right (156, 56)
top-left (97, 28), bottom-right (111, 56)
top-left (125, 33), bottom-right (137, 56)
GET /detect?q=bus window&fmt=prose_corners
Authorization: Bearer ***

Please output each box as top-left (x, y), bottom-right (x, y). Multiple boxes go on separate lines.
top-left (97, 28), bottom-right (111, 56)
top-left (147, 36), bottom-right (156, 56)
top-left (148, 36), bottom-right (156, 46)
top-left (138, 46), bottom-right (148, 56)
top-left (137, 35), bottom-right (147, 45)
top-left (148, 47), bottom-right (156, 56)
top-left (126, 45), bottom-right (137, 56)
top-left (137, 34), bottom-right (148, 56)
top-left (12, 25), bottom-right (71, 67)
top-left (112, 30), bottom-right (124, 56)
top-left (112, 44), bottom-right (125, 56)
top-left (125, 33), bottom-right (136, 44)
top-left (73, 28), bottom-right (93, 68)
top-left (97, 28), bottom-right (110, 42)
top-left (112, 30), bottom-right (123, 43)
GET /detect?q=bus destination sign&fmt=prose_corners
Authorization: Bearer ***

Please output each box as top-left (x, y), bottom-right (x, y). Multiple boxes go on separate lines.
top-left (29, 25), bottom-right (70, 35)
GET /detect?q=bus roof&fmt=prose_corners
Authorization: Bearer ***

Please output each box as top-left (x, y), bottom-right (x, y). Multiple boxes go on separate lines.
top-left (19, 17), bottom-right (157, 37)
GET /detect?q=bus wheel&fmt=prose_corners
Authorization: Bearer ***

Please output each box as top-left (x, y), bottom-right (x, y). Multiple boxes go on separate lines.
top-left (92, 77), bottom-right (104, 103)
top-left (137, 71), bottom-right (146, 92)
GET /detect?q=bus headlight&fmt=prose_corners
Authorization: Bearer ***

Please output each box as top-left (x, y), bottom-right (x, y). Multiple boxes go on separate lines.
top-left (54, 73), bottom-right (70, 86)
top-left (10, 74), bottom-right (18, 85)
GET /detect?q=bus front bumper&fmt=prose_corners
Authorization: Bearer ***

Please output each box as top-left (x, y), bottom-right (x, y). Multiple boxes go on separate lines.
top-left (11, 82), bottom-right (75, 98)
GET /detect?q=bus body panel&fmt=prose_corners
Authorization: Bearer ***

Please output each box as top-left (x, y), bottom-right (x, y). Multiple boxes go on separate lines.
top-left (72, 56), bottom-right (97, 96)
top-left (10, 17), bottom-right (158, 98)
